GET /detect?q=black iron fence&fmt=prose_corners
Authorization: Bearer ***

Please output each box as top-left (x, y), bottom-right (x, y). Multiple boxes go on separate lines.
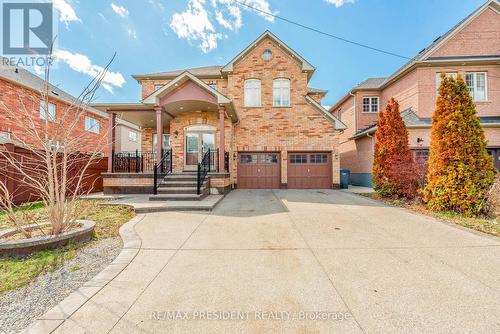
top-left (197, 149), bottom-right (211, 195)
top-left (111, 150), bottom-right (157, 173)
top-left (153, 149), bottom-right (173, 194)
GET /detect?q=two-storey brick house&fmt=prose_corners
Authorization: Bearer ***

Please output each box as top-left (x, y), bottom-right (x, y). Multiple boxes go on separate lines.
top-left (94, 31), bottom-right (346, 195)
top-left (330, 0), bottom-right (500, 186)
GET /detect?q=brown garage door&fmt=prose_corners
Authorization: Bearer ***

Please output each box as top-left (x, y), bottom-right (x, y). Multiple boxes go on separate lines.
top-left (237, 152), bottom-right (280, 189)
top-left (287, 152), bottom-right (332, 189)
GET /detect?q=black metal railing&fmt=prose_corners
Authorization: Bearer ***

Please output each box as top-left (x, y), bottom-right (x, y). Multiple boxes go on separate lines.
top-left (153, 149), bottom-right (173, 195)
top-left (224, 152), bottom-right (229, 172)
top-left (112, 150), bottom-right (157, 173)
top-left (197, 149), bottom-right (211, 195)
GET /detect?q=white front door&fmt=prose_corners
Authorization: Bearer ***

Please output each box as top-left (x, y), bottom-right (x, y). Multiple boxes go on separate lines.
top-left (184, 131), bottom-right (215, 171)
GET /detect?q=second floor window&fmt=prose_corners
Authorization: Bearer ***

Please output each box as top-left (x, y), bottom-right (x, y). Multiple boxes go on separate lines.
top-left (362, 97), bottom-right (379, 112)
top-left (208, 81), bottom-right (217, 90)
top-left (465, 72), bottom-right (487, 102)
top-left (244, 79), bottom-right (261, 107)
top-left (273, 79), bottom-right (290, 107)
top-left (40, 100), bottom-right (56, 121)
top-left (435, 72), bottom-right (457, 92)
top-left (85, 116), bottom-right (100, 133)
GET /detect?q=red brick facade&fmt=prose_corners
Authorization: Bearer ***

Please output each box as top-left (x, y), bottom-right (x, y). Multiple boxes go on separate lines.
top-left (331, 2), bottom-right (500, 184)
top-left (136, 35), bottom-right (342, 187)
top-left (0, 78), bottom-right (109, 154)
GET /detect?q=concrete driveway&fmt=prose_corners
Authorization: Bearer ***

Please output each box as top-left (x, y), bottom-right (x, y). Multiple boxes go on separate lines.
top-left (42, 190), bottom-right (500, 333)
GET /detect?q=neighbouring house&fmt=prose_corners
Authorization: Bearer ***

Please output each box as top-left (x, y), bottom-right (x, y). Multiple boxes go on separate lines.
top-left (114, 123), bottom-right (142, 153)
top-left (0, 60), bottom-right (139, 154)
top-left (93, 31), bottom-right (346, 196)
top-left (330, 0), bottom-right (500, 187)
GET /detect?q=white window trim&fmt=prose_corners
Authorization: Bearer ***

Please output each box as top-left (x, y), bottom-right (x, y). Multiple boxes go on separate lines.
top-left (128, 130), bottom-right (138, 142)
top-left (273, 78), bottom-right (291, 107)
top-left (362, 97), bottom-right (379, 113)
top-left (85, 116), bottom-right (100, 134)
top-left (465, 72), bottom-right (488, 102)
top-left (244, 79), bottom-right (261, 107)
top-left (435, 72), bottom-right (458, 93)
top-left (0, 131), bottom-right (11, 140)
top-left (40, 100), bottom-right (56, 121)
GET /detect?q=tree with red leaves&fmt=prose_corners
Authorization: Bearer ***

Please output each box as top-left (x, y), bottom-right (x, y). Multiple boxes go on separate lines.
top-left (372, 98), bottom-right (417, 198)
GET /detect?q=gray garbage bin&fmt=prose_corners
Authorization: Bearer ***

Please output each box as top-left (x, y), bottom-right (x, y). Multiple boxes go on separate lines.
top-left (340, 169), bottom-right (350, 189)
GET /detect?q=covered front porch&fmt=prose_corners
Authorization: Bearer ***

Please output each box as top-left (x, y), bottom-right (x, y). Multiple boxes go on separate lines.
top-left (93, 72), bottom-right (238, 196)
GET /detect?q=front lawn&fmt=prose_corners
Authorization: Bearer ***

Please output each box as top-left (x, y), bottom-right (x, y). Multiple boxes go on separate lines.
top-left (361, 193), bottom-right (499, 237)
top-left (0, 200), bottom-right (134, 295)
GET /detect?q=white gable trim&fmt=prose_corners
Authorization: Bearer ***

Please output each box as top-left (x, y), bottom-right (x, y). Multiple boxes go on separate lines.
top-left (305, 95), bottom-right (347, 130)
top-left (143, 71), bottom-right (231, 105)
top-left (221, 30), bottom-right (315, 73)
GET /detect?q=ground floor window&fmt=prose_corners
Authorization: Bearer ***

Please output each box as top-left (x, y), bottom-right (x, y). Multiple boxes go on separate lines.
top-left (152, 134), bottom-right (170, 153)
top-left (413, 149), bottom-right (429, 161)
top-left (487, 148), bottom-right (500, 170)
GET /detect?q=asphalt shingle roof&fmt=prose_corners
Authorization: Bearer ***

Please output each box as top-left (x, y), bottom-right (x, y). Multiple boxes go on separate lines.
top-left (133, 65), bottom-right (223, 79)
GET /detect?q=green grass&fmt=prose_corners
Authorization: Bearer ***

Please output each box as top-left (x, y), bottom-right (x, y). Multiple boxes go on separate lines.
top-left (361, 193), bottom-right (499, 237)
top-left (0, 200), bottom-right (134, 295)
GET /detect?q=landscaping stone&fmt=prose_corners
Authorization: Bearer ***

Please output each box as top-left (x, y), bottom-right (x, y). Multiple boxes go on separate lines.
top-left (0, 220), bottom-right (96, 257)
top-left (0, 237), bottom-right (121, 334)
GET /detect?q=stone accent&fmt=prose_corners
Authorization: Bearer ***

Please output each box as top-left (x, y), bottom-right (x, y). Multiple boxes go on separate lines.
top-left (103, 173), bottom-right (154, 194)
top-left (209, 173), bottom-right (231, 194)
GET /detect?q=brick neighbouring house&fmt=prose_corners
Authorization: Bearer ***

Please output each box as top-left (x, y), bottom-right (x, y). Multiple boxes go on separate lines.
top-left (330, 0), bottom-right (500, 187)
top-left (93, 31), bottom-right (346, 195)
top-left (0, 60), bottom-right (141, 153)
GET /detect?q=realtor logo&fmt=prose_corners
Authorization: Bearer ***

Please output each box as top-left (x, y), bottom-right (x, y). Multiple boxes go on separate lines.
top-left (2, 1), bottom-right (53, 55)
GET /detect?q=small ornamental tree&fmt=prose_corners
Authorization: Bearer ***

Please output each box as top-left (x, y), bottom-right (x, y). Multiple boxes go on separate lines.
top-left (423, 74), bottom-right (496, 215)
top-left (372, 98), bottom-right (416, 198)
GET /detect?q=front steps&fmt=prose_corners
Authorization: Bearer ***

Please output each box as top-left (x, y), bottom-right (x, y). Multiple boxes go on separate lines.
top-left (150, 173), bottom-right (208, 200)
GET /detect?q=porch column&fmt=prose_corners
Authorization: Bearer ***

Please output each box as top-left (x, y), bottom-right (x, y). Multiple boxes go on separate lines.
top-left (155, 106), bottom-right (163, 159)
top-left (218, 107), bottom-right (225, 172)
top-left (107, 112), bottom-right (116, 172)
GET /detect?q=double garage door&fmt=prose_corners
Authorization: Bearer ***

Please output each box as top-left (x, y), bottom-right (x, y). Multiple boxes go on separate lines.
top-left (237, 152), bottom-right (332, 189)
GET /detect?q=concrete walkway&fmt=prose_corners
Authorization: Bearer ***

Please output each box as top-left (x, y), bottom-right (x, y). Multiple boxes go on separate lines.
top-left (28, 190), bottom-right (500, 333)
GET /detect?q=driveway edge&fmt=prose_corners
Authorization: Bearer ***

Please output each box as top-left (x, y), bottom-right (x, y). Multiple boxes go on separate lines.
top-left (346, 191), bottom-right (500, 242)
top-left (21, 214), bottom-right (145, 334)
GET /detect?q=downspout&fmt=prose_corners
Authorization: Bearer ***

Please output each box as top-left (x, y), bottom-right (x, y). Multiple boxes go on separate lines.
top-left (230, 113), bottom-right (240, 189)
top-left (349, 90), bottom-right (357, 133)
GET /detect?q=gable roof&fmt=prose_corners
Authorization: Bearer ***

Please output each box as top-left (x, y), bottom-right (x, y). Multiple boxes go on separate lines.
top-left (221, 30), bottom-right (315, 74)
top-left (143, 71), bottom-right (231, 105)
top-left (330, 0), bottom-right (500, 111)
top-left (132, 65), bottom-right (223, 81)
top-left (305, 95), bottom-right (346, 130)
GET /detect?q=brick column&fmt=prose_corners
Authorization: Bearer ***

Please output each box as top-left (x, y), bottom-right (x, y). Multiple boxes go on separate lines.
top-left (155, 106), bottom-right (163, 159)
top-left (218, 107), bottom-right (225, 172)
top-left (107, 112), bottom-right (116, 172)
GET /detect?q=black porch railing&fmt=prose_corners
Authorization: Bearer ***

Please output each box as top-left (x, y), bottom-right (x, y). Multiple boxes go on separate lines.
top-left (111, 150), bottom-right (157, 173)
top-left (197, 149), bottom-right (211, 195)
top-left (224, 151), bottom-right (229, 173)
top-left (153, 149), bottom-right (173, 195)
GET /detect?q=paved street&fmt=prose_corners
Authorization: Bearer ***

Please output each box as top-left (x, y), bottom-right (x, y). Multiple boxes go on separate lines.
top-left (43, 190), bottom-right (500, 333)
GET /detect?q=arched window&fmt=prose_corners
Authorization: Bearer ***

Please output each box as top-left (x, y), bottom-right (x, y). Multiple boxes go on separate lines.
top-left (244, 79), bottom-right (261, 107)
top-left (273, 79), bottom-right (290, 107)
